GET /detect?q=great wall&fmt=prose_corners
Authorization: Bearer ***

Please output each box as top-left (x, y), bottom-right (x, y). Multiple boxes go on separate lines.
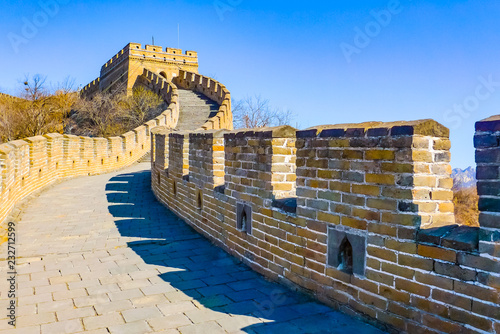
top-left (1, 43), bottom-right (499, 333)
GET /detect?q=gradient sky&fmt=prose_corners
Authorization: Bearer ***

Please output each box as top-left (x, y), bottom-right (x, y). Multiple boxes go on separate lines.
top-left (1, 0), bottom-right (499, 169)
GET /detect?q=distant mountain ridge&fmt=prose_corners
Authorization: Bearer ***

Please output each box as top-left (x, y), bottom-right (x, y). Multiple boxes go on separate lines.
top-left (452, 167), bottom-right (476, 190)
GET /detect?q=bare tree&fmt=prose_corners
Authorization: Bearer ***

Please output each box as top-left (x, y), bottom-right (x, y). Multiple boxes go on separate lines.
top-left (122, 87), bottom-right (164, 127)
top-left (71, 92), bottom-right (128, 137)
top-left (21, 74), bottom-right (47, 101)
top-left (19, 75), bottom-right (77, 137)
top-left (232, 95), bottom-right (295, 129)
top-left (0, 75), bottom-right (77, 142)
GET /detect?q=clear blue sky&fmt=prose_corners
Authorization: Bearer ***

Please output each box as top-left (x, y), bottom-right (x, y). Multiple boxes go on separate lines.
top-left (1, 0), bottom-right (499, 169)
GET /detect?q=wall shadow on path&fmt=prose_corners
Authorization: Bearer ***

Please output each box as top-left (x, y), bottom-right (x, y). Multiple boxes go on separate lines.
top-left (106, 167), bottom-right (386, 334)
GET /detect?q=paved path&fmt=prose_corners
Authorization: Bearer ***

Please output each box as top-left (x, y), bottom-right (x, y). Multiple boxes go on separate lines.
top-left (0, 163), bottom-right (386, 334)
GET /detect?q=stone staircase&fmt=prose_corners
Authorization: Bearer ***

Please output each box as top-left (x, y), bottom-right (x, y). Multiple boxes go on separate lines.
top-left (176, 89), bottom-right (219, 131)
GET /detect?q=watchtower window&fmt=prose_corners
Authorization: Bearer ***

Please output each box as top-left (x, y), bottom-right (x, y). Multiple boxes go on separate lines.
top-left (338, 237), bottom-right (353, 274)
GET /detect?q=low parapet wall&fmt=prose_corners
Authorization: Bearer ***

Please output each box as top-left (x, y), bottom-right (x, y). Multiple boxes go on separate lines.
top-left (175, 70), bottom-right (233, 130)
top-left (0, 74), bottom-right (179, 240)
top-left (151, 119), bottom-right (500, 333)
top-left (80, 78), bottom-right (100, 98)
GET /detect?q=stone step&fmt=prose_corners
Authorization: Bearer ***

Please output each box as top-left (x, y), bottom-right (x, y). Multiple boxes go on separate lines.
top-left (176, 88), bottom-right (220, 131)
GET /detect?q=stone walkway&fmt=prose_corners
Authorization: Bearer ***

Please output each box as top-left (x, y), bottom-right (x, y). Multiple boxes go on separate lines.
top-left (0, 163), bottom-right (386, 334)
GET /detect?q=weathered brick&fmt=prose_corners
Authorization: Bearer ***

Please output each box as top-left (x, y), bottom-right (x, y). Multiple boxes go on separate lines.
top-left (381, 262), bottom-right (414, 279)
top-left (366, 150), bottom-right (395, 160)
top-left (421, 314), bottom-right (465, 334)
top-left (398, 254), bottom-right (434, 271)
top-left (365, 269), bottom-right (394, 286)
top-left (367, 222), bottom-right (396, 236)
top-left (435, 262), bottom-right (476, 281)
top-left (432, 289), bottom-right (472, 310)
top-left (317, 211), bottom-right (340, 225)
top-left (454, 281), bottom-right (499, 304)
top-left (457, 252), bottom-right (500, 272)
top-left (417, 245), bottom-right (456, 262)
top-left (367, 246), bottom-right (397, 262)
top-left (385, 239), bottom-right (417, 254)
top-left (395, 278), bottom-right (431, 297)
top-left (449, 307), bottom-right (492, 332)
top-left (366, 174), bottom-right (395, 185)
top-left (411, 296), bottom-right (448, 318)
top-left (367, 198), bottom-right (397, 211)
top-left (472, 300), bottom-right (500, 320)
top-left (352, 184), bottom-right (380, 196)
top-left (414, 272), bottom-right (453, 290)
top-left (358, 291), bottom-right (388, 309)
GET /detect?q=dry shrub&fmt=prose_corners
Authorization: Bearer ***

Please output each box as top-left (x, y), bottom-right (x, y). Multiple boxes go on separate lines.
top-left (453, 187), bottom-right (479, 227)
top-left (0, 75), bottom-right (76, 143)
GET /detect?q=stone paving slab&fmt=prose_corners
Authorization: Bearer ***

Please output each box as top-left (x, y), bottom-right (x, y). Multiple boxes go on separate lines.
top-left (0, 163), bottom-right (387, 333)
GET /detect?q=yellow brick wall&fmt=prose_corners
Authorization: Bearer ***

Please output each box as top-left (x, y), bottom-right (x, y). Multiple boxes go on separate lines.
top-left (0, 73), bottom-right (181, 241)
top-left (151, 121), bottom-right (500, 333)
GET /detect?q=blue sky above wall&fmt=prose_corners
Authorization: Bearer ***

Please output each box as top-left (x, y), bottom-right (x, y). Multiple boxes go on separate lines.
top-left (1, 0), bottom-right (499, 168)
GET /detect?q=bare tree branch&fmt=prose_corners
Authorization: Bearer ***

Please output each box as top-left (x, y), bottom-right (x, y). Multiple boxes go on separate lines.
top-left (232, 95), bottom-right (295, 129)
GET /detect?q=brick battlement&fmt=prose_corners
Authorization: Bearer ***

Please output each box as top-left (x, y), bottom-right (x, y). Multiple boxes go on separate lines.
top-left (151, 118), bottom-right (500, 333)
top-left (0, 70), bottom-right (180, 236)
top-left (81, 42), bottom-right (200, 96)
top-left (100, 43), bottom-right (197, 75)
top-left (4, 42), bottom-right (499, 332)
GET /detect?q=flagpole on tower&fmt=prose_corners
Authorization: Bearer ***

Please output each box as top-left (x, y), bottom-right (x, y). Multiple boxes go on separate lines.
top-left (178, 24), bottom-right (180, 49)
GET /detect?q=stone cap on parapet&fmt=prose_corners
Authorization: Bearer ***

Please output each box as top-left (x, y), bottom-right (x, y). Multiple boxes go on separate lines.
top-left (224, 125), bottom-right (297, 139)
top-left (170, 130), bottom-right (192, 139)
top-left (6, 139), bottom-right (31, 149)
top-left (43, 133), bottom-right (64, 140)
top-left (476, 114), bottom-right (500, 132)
top-left (0, 143), bottom-right (16, 154)
top-left (417, 225), bottom-right (479, 252)
top-left (24, 136), bottom-right (47, 144)
top-left (151, 126), bottom-right (173, 136)
top-left (297, 119), bottom-right (449, 138)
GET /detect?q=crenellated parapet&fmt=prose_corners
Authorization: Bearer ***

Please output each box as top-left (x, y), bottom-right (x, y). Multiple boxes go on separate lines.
top-left (80, 78), bottom-right (100, 99)
top-left (81, 42), bottom-right (199, 96)
top-left (175, 70), bottom-right (233, 130)
top-left (100, 43), bottom-right (198, 78)
top-left (0, 72), bottom-right (181, 238)
top-left (151, 118), bottom-right (500, 333)
top-left (474, 115), bottom-right (500, 261)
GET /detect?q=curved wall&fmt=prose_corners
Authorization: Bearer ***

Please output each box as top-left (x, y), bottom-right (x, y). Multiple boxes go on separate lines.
top-left (174, 70), bottom-right (233, 130)
top-left (151, 119), bottom-right (500, 333)
top-left (0, 70), bottom-right (179, 239)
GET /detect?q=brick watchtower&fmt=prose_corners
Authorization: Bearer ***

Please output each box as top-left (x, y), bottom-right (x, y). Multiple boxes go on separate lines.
top-left (82, 43), bottom-right (199, 96)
